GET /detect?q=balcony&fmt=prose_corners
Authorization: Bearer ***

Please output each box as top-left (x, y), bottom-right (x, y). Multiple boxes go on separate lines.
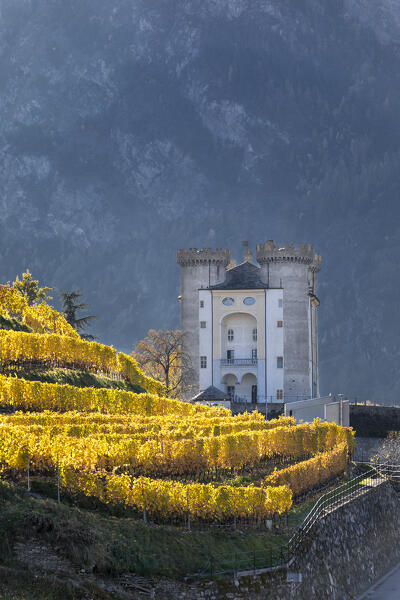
top-left (220, 358), bottom-right (258, 366)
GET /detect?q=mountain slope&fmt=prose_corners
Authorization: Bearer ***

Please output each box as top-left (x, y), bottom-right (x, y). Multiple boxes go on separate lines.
top-left (1, 0), bottom-right (400, 400)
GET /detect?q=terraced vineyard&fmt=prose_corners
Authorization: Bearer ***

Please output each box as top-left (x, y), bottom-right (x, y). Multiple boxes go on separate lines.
top-left (0, 283), bottom-right (355, 527)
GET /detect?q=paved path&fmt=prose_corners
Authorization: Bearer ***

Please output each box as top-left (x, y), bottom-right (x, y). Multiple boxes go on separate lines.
top-left (357, 562), bottom-right (400, 600)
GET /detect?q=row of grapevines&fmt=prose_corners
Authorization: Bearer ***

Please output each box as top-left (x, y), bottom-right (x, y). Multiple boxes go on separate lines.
top-left (2, 410), bottom-right (295, 439)
top-left (61, 470), bottom-right (293, 520)
top-left (0, 285), bottom-right (78, 338)
top-left (264, 443), bottom-right (349, 497)
top-left (0, 374), bottom-right (225, 416)
top-left (0, 331), bottom-right (165, 395)
top-left (0, 420), bottom-right (354, 475)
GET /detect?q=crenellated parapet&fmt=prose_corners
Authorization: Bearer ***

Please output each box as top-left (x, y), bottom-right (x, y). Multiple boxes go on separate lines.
top-left (177, 248), bottom-right (231, 267)
top-left (256, 240), bottom-right (321, 271)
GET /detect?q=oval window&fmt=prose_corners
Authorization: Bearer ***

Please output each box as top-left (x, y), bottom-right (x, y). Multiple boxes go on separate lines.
top-left (243, 297), bottom-right (255, 306)
top-left (222, 297), bottom-right (235, 306)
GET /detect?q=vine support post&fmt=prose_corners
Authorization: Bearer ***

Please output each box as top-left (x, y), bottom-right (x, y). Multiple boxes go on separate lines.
top-left (56, 454), bottom-right (60, 503)
top-left (27, 452), bottom-right (30, 492)
top-left (186, 488), bottom-right (191, 531)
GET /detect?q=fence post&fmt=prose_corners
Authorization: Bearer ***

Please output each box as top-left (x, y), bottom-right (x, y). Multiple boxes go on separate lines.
top-left (27, 451), bottom-right (30, 492)
top-left (187, 488), bottom-right (191, 531)
top-left (56, 454), bottom-right (60, 503)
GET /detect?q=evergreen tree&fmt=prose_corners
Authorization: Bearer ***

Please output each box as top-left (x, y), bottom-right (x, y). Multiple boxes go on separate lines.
top-left (60, 290), bottom-right (96, 340)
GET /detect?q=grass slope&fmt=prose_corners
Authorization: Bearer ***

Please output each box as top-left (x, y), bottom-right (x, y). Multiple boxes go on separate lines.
top-left (3, 367), bottom-right (146, 394)
top-left (0, 478), bottom-right (309, 579)
top-left (0, 315), bottom-right (32, 333)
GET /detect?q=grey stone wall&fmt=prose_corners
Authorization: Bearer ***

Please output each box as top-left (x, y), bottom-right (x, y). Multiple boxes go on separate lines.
top-left (256, 242), bottom-right (321, 402)
top-left (351, 404), bottom-right (400, 437)
top-left (353, 436), bottom-right (386, 461)
top-left (177, 249), bottom-right (230, 395)
top-left (148, 481), bottom-right (400, 600)
top-left (230, 402), bottom-right (284, 419)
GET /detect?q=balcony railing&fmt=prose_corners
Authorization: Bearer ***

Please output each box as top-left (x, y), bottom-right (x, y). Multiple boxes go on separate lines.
top-left (220, 358), bottom-right (258, 366)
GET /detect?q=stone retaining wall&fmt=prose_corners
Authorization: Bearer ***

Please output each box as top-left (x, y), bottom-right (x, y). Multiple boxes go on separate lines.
top-left (149, 481), bottom-right (400, 599)
top-left (350, 404), bottom-right (400, 437)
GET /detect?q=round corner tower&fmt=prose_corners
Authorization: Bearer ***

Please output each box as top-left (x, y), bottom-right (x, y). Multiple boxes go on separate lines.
top-left (177, 248), bottom-right (230, 393)
top-left (256, 241), bottom-right (322, 400)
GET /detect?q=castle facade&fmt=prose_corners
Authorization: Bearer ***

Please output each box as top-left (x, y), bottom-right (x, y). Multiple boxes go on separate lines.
top-left (177, 242), bottom-right (321, 403)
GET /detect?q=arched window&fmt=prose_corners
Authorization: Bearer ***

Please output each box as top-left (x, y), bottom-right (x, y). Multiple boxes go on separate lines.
top-left (227, 328), bottom-right (234, 341)
top-left (252, 328), bottom-right (257, 342)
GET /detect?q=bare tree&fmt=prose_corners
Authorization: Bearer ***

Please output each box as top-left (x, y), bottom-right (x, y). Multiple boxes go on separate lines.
top-left (132, 329), bottom-right (194, 398)
top-left (372, 432), bottom-right (400, 464)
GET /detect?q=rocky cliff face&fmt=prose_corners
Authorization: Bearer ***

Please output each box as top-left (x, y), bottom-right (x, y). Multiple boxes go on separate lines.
top-left (1, 0), bottom-right (400, 400)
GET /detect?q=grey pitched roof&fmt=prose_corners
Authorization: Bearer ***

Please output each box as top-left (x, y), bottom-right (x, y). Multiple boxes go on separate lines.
top-left (192, 386), bottom-right (229, 401)
top-left (209, 261), bottom-right (268, 290)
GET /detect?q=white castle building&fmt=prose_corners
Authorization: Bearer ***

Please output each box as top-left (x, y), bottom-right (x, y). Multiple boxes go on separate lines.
top-left (177, 242), bottom-right (321, 404)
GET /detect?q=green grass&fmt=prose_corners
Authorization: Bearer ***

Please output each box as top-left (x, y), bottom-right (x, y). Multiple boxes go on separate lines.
top-left (0, 472), bottom-right (350, 597)
top-left (3, 367), bottom-right (146, 394)
top-left (0, 315), bottom-right (31, 333)
top-left (0, 478), bottom-right (295, 580)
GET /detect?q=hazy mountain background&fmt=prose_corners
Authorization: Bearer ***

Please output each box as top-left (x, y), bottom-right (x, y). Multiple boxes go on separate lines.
top-left (1, 0), bottom-right (400, 401)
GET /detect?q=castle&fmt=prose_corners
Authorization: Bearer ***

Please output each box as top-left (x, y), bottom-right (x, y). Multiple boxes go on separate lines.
top-left (177, 241), bottom-right (321, 403)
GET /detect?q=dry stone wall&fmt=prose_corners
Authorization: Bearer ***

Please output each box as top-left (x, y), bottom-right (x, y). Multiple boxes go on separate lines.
top-left (351, 405), bottom-right (400, 437)
top-left (149, 481), bottom-right (400, 600)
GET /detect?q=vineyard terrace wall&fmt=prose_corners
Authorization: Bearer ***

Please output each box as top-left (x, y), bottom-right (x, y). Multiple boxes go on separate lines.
top-left (146, 480), bottom-right (400, 600)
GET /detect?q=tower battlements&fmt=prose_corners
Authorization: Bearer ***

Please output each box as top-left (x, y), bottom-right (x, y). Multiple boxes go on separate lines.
top-left (177, 248), bottom-right (230, 267)
top-left (256, 241), bottom-right (321, 272)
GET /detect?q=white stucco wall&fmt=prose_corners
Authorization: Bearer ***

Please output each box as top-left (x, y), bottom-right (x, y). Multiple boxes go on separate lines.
top-left (198, 289), bottom-right (212, 391)
top-left (220, 312), bottom-right (257, 359)
top-left (266, 289), bottom-right (284, 401)
top-left (212, 290), bottom-right (265, 402)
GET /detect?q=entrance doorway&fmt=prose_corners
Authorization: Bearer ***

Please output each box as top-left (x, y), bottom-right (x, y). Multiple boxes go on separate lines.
top-left (251, 384), bottom-right (257, 403)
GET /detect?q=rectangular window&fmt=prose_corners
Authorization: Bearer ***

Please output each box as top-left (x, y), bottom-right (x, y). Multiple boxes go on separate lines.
top-left (251, 349), bottom-right (257, 360)
top-left (200, 356), bottom-right (207, 368)
top-left (252, 328), bottom-right (257, 341)
top-left (277, 320), bottom-right (283, 328)
top-left (276, 389), bottom-right (283, 400)
top-left (278, 298), bottom-right (283, 307)
top-left (277, 356), bottom-right (283, 369)
top-left (227, 385), bottom-right (235, 399)
top-left (200, 300), bottom-right (204, 308)
top-left (200, 321), bottom-right (206, 328)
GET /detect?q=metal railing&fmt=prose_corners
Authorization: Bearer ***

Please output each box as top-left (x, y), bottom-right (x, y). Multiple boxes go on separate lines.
top-left (187, 462), bottom-right (399, 580)
top-left (287, 466), bottom-right (382, 557)
top-left (220, 358), bottom-right (258, 366)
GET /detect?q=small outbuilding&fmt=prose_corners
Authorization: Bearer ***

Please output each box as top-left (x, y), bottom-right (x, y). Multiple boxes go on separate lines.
top-left (192, 385), bottom-right (230, 408)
